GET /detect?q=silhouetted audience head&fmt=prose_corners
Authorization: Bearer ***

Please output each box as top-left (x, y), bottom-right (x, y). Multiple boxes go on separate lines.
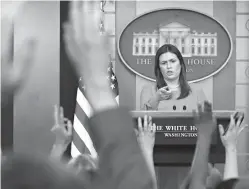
top-left (2, 153), bottom-right (88, 189)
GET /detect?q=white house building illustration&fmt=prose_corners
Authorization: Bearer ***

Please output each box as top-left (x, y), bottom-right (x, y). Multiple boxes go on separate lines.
top-left (132, 22), bottom-right (217, 57)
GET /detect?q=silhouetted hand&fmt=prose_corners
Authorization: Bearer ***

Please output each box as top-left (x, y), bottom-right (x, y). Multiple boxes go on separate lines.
top-left (1, 1), bottom-right (24, 19)
top-left (193, 101), bottom-right (217, 139)
top-left (2, 17), bottom-right (37, 105)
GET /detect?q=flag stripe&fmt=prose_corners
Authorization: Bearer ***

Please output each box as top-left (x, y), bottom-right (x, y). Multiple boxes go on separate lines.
top-left (115, 96), bottom-right (119, 105)
top-left (75, 101), bottom-right (90, 132)
top-left (72, 62), bottom-right (119, 159)
top-left (78, 82), bottom-right (85, 95)
top-left (76, 88), bottom-right (93, 117)
top-left (71, 142), bottom-right (81, 158)
top-left (72, 128), bottom-right (90, 154)
top-left (73, 114), bottom-right (97, 158)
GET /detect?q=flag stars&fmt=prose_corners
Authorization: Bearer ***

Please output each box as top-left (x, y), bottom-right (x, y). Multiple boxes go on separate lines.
top-left (110, 84), bottom-right (115, 89)
top-left (111, 74), bottom-right (115, 81)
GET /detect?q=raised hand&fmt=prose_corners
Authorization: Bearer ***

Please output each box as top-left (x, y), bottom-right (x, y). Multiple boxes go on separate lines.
top-left (135, 115), bottom-right (157, 189)
top-left (1, 1), bottom-right (25, 19)
top-left (135, 115), bottom-right (156, 155)
top-left (63, 0), bottom-right (116, 112)
top-left (193, 101), bottom-right (217, 139)
top-left (2, 17), bottom-right (37, 105)
top-left (51, 105), bottom-right (73, 148)
top-left (64, 0), bottom-right (110, 86)
top-left (218, 112), bottom-right (248, 148)
top-left (219, 112), bottom-right (247, 180)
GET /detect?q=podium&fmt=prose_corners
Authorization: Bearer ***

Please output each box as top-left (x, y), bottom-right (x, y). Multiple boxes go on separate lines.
top-left (131, 111), bottom-right (233, 165)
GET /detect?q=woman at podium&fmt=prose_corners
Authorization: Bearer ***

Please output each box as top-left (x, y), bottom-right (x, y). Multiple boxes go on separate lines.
top-left (140, 44), bottom-right (205, 111)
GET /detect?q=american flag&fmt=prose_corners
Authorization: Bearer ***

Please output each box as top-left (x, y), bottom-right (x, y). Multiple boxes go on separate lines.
top-left (71, 61), bottom-right (119, 158)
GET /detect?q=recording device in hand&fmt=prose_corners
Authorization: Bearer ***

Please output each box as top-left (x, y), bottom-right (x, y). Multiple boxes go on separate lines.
top-left (223, 111), bottom-right (244, 136)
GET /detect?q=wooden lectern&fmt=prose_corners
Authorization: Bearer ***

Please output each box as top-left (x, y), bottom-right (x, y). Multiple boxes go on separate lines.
top-left (131, 111), bottom-right (233, 166)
